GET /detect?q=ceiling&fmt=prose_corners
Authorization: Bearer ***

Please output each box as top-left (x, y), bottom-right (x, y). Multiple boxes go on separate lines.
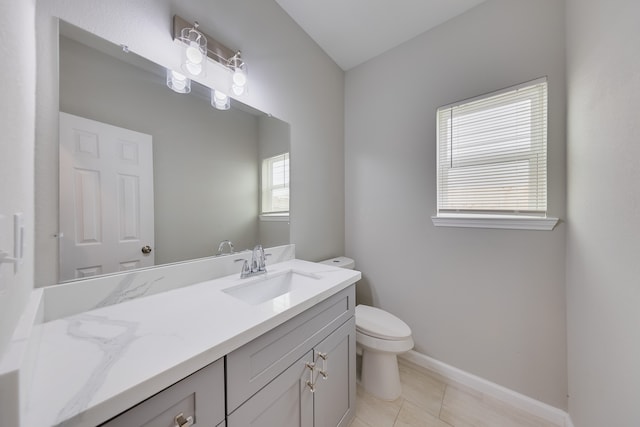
top-left (274, 0), bottom-right (486, 70)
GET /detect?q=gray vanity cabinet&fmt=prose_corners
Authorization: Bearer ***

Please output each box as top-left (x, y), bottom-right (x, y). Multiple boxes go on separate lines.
top-left (226, 285), bottom-right (356, 427)
top-left (100, 358), bottom-right (225, 427)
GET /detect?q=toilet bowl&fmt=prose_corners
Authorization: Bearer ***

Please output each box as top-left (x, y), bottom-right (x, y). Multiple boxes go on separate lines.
top-left (356, 304), bottom-right (413, 400)
top-left (319, 257), bottom-right (414, 401)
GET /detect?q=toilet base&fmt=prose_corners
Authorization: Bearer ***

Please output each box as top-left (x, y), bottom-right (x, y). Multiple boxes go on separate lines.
top-left (360, 349), bottom-right (402, 401)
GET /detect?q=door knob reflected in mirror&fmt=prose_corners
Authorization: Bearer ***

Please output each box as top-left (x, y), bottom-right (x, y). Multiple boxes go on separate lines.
top-left (141, 245), bottom-right (152, 254)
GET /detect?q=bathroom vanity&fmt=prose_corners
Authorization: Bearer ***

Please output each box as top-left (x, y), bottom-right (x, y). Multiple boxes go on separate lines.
top-left (14, 256), bottom-right (359, 427)
top-left (102, 286), bottom-right (355, 427)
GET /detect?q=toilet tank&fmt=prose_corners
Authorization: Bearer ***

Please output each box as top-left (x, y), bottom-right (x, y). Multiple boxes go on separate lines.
top-left (319, 256), bottom-right (355, 269)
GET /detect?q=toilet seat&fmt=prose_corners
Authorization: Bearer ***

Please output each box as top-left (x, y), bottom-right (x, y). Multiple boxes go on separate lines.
top-left (355, 305), bottom-right (412, 341)
top-left (356, 330), bottom-right (414, 353)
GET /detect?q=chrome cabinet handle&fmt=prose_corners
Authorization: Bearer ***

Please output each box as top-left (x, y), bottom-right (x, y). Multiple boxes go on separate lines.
top-left (318, 352), bottom-right (328, 379)
top-left (305, 361), bottom-right (316, 393)
top-left (174, 413), bottom-right (193, 427)
top-left (141, 245), bottom-right (152, 254)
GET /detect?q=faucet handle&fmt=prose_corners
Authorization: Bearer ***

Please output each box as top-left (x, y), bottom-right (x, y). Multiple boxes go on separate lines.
top-left (253, 245), bottom-right (266, 271)
top-left (241, 260), bottom-right (252, 277)
top-left (235, 258), bottom-right (251, 278)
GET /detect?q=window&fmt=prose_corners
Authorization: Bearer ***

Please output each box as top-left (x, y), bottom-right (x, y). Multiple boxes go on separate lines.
top-left (261, 152), bottom-right (289, 216)
top-left (433, 78), bottom-right (557, 230)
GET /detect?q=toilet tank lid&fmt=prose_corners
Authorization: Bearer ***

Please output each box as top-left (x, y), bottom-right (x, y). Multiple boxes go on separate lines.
top-left (319, 256), bottom-right (355, 269)
top-left (355, 305), bottom-right (412, 340)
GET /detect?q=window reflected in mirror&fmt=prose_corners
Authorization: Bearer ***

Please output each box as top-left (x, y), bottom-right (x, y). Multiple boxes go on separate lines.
top-left (261, 153), bottom-right (290, 215)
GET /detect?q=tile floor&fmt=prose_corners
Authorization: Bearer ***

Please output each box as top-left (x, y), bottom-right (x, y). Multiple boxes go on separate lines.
top-left (350, 360), bottom-right (561, 427)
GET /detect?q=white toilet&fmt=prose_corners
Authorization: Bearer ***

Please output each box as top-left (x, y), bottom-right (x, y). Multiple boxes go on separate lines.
top-left (320, 257), bottom-right (414, 401)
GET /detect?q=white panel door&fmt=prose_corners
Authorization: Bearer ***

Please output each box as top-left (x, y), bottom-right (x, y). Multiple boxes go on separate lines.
top-left (59, 112), bottom-right (154, 281)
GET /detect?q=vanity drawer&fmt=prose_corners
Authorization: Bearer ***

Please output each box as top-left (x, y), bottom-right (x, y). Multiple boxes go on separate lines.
top-left (101, 358), bottom-right (225, 427)
top-left (226, 285), bottom-right (355, 413)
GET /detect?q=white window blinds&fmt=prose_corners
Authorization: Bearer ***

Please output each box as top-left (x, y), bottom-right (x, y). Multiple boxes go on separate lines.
top-left (436, 78), bottom-right (548, 217)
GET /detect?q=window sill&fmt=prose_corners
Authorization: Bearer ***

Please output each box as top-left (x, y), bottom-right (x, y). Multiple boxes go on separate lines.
top-left (431, 215), bottom-right (559, 231)
top-left (259, 213), bottom-right (290, 222)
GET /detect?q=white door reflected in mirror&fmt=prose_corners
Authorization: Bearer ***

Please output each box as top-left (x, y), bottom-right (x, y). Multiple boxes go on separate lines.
top-left (59, 112), bottom-right (155, 281)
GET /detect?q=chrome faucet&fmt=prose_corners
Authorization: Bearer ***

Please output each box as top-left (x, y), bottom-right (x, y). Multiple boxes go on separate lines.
top-left (239, 244), bottom-right (267, 278)
top-left (217, 239), bottom-right (234, 255)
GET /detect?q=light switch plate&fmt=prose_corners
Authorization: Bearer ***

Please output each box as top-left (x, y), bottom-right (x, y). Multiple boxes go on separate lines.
top-left (13, 213), bottom-right (24, 274)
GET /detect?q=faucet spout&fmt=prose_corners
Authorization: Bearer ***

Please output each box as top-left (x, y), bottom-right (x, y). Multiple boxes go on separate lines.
top-left (239, 244), bottom-right (267, 278)
top-left (217, 240), bottom-right (234, 255)
top-left (253, 245), bottom-right (266, 272)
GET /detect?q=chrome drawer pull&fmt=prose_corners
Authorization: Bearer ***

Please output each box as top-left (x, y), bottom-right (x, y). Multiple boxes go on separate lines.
top-left (174, 413), bottom-right (194, 427)
top-left (318, 352), bottom-right (328, 379)
top-left (305, 361), bottom-right (316, 393)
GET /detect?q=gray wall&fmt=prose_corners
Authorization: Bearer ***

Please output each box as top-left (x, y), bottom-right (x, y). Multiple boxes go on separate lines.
top-left (34, 0), bottom-right (345, 288)
top-left (345, 0), bottom-right (567, 408)
top-left (0, 0), bottom-right (35, 356)
top-left (566, 0), bottom-right (640, 425)
top-left (59, 37), bottom-right (260, 265)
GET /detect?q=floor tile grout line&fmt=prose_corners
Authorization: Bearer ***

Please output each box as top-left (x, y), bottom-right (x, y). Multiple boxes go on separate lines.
top-left (438, 383), bottom-right (447, 422)
top-left (391, 397), bottom-right (405, 427)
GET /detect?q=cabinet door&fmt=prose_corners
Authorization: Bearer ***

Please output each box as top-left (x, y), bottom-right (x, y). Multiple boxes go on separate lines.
top-left (313, 318), bottom-right (356, 427)
top-left (227, 350), bottom-right (314, 427)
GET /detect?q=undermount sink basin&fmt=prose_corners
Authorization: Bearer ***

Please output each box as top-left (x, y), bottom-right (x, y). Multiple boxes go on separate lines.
top-left (222, 270), bottom-right (320, 305)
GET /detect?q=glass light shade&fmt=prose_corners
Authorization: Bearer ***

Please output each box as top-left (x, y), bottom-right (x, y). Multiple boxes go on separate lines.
top-left (211, 89), bottom-right (230, 110)
top-left (180, 26), bottom-right (207, 77)
top-left (231, 60), bottom-right (247, 96)
top-left (233, 68), bottom-right (247, 87)
top-left (167, 69), bottom-right (191, 94)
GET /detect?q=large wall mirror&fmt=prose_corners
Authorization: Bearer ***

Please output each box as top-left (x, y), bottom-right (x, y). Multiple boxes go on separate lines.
top-left (47, 21), bottom-right (290, 283)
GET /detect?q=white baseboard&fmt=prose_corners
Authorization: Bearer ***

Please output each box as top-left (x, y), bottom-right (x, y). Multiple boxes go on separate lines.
top-left (399, 350), bottom-right (569, 427)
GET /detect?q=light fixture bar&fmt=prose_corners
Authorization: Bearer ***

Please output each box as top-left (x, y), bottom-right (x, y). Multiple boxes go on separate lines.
top-left (173, 15), bottom-right (237, 68)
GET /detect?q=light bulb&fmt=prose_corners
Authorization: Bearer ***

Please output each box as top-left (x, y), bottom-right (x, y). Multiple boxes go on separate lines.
top-left (171, 71), bottom-right (186, 90)
top-left (232, 84), bottom-right (245, 96)
top-left (185, 62), bottom-right (202, 76)
top-left (167, 70), bottom-right (191, 93)
top-left (232, 69), bottom-right (247, 96)
top-left (211, 89), bottom-right (230, 110)
top-left (186, 42), bottom-right (204, 64)
top-left (171, 70), bottom-right (186, 80)
top-left (214, 91), bottom-right (228, 102)
top-left (233, 69), bottom-right (247, 87)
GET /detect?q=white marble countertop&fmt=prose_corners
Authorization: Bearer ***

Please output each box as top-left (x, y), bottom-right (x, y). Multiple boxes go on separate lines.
top-left (23, 259), bottom-right (360, 427)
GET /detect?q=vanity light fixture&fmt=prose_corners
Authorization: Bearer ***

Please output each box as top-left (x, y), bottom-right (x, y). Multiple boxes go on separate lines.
top-left (211, 89), bottom-right (230, 110)
top-left (166, 69), bottom-right (191, 94)
top-left (173, 15), bottom-right (248, 95)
